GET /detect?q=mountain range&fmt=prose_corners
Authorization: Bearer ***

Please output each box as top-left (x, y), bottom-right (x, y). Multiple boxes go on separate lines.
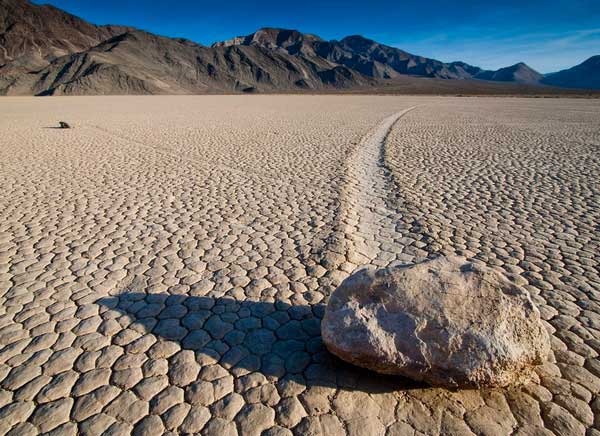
top-left (1, 0), bottom-right (598, 95)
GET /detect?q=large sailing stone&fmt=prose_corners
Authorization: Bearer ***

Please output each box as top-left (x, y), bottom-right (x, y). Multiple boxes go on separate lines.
top-left (321, 256), bottom-right (550, 388)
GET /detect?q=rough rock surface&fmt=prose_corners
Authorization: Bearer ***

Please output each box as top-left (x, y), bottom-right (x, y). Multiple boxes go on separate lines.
top-left (322, 256), bottom-right (551, 387)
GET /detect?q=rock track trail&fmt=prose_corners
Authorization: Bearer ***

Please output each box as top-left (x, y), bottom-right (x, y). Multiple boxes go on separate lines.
top-left (336, 106), bottom-right (425, 273)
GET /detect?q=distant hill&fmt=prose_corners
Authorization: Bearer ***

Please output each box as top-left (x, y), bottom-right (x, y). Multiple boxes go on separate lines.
top-left (542, 56), bottom-right (600, 89)
top-left (26, 30), bottom-right (374, 95)
top-left (215, 29), bottom-right (475, 80)
top-left (0, 0), bottom-right (598, 95)
top-left (474, 62), bottom-right (543, 84)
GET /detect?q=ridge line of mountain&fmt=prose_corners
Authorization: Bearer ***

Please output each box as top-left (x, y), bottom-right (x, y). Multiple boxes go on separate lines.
top-left (0, 0), bottom-right (598, 95)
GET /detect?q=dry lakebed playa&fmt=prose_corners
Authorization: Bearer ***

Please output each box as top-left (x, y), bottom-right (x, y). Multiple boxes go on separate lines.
top-left (0, 95), bottom-right (599, 435)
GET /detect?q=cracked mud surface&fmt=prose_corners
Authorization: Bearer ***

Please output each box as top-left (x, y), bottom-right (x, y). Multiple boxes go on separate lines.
top-left (0, 95), bottom-right (599, 435)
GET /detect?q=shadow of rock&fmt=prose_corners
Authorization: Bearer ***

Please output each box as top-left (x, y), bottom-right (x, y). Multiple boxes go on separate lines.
top-left (97, 291), bottom-right (425, 393)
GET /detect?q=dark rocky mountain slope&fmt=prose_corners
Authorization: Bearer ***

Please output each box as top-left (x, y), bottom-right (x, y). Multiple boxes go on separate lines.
top-left (216, 29), bottom-right (476, 80)
top-left (474, 62), bottom-right (544, 84)
top-left (24, 30), bottom-right (372, 95)
top-left (0, 0), bottom-right (130, 92)
top-left (0, 0), bottom-right (129, 68)
top-left (1, 0), bottom-right (597, 95)
top-left (542, 56), bottom-right (600, 89)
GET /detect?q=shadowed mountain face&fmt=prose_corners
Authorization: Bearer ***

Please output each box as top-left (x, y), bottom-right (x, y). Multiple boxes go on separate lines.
top-left (0, 0), bottom-right (129, 69)
top-left (215, 29), bottom-right (472, 80)
top-left (542, 56), bottom-right (600, 89)
top-left (473, 62), bottom-right (544, 84)
top-left (0, 0), bottom-right (598, 94)
top-left (27, 30), bottom-right (372, 96)
top-left (0, 8), bottom-right (374, 96)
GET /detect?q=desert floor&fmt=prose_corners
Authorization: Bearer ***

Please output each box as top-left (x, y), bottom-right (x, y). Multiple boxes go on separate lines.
top-left (0, 95), bottom-right (599, 435)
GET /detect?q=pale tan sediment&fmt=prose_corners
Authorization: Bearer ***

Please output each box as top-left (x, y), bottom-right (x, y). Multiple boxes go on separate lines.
top-left (384, 98), bottom-right (600, 436)
top-left (0, 95), bottom-right (598, 435)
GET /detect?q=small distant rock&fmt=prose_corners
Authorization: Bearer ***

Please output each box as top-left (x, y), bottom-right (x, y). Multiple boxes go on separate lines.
top-left (321, 255), bottom-right (550, 388)
top-left (58, 121), bottom-right (71, 129)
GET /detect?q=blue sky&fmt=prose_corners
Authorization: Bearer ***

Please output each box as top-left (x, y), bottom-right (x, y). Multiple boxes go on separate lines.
top-left (34, 0), bottom-right (600, 73)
